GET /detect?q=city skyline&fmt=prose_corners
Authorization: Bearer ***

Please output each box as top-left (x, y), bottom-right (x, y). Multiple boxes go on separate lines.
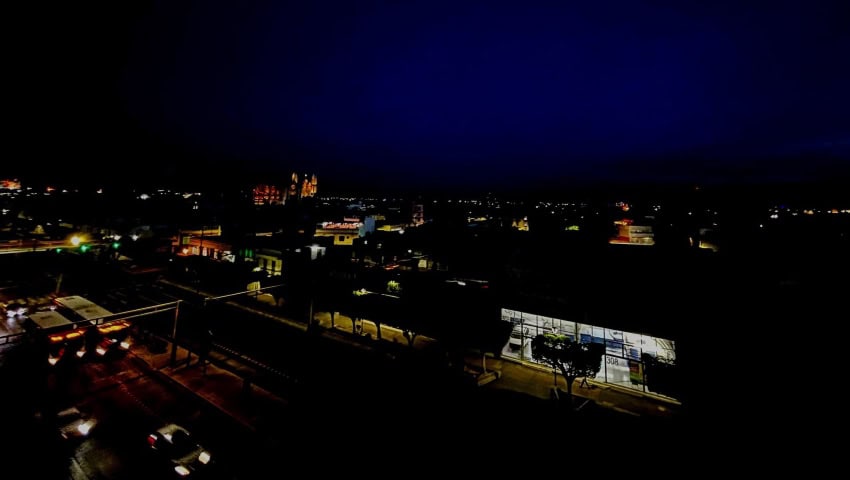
top-left (7, 1), bottom-right (849, 193)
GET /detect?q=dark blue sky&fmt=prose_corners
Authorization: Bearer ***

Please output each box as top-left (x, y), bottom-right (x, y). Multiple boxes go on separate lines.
top-left (9, 1), bottom-right (850, 193)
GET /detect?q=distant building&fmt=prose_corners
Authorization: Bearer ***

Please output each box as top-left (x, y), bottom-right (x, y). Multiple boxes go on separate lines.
top-left (361, 216), bottom-right (377, 236)
top-left (609, 219), bottom-right (654, 246)
top-left (282, 172), bottom-right (317, 204)
top-left (286, 172), bottom-right (299, 203)
top-left (512, 216), bottom-right (530, 231)
top-left (253, 244), bottom-right (327, 277)
top-left (411, 202), bottom-right (424, 226)
top-left (253, 184), bottom-right (284, 206)
top-left (255, 248), bottom-right (283, 276)
top-left (0, 179), bottom-right (21, 190)
top-left (172, 226), bottom-right (235, 261)
top-left (696, 227), bottom-right (720, 252)
top-left (305, 244), bottom-right (327, 260)
top-left (376, 224), bottom-right (405, 233)
top-left (301, 173), bottom-right (318, 198)
top-left (314, 220), bottom-right (362, 246)
top-left (500, 307), bottom-right (677, 398)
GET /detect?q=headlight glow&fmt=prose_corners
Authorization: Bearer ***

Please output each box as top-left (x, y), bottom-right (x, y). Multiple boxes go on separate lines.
top-left (77, 421), bottom-right (93, 435)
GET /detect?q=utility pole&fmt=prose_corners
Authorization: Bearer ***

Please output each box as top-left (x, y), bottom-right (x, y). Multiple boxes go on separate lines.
top-left (199, 226), bottom-right (205, 259)
top-left (170, 300), bottom-right (181, 366)
top-left (195, 226), bottom-right (205, 295)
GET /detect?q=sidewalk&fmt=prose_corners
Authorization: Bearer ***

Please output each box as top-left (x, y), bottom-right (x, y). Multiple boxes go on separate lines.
top-left (315, 310), bottom-right (680, 418)
top-left (129, 286), bottom-right (680, 431)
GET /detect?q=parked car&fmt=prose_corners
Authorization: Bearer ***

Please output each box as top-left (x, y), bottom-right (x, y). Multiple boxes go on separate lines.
top-left (54, 406), bottom-right (97, 440)
top-left (508, 326), bottom-right (529, 352)
top-left (147, 424), bottom-right (214, 477)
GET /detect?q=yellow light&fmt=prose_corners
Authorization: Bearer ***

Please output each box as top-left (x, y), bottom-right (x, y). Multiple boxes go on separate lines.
top-left (70, 235), bottom-right (82, 246)
top-left (98, 321), bottom-right (130, 334)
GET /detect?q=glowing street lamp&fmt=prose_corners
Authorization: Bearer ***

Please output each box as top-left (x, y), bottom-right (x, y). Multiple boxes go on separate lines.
top-left (70, 235), bottom-right (82, 246)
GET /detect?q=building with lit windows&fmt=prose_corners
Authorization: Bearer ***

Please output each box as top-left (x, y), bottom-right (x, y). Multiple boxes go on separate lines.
top-left (0, 179), bottom-right (22, 190)
top-left (411, 202), bottom-right (424, 226)
top-left (253, 184), bottom-right (284, 206)
top-left (314, 219), bottom-right (362, 246)
top-left (511, 216), bottom-right (530, 231)
top-left (255, 248), bottom-right (283, 276)
top-left (171, 226), bottom-right (236, 262)
top-left (282, 172), bottom-right (318, 203)
top-left (609, 219), bottom-right (654, 245)
top-left (500, 307), bottom-right (677, 398)
top-left (301, 173), bottom-right (318, 198)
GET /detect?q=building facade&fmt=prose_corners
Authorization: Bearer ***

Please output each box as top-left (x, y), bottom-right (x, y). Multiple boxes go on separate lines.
top-left (500, 307), bottom-right (677, 398)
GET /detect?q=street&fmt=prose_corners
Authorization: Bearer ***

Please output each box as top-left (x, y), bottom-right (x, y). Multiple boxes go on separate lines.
top-left (3, 348), bottom-right (283, 479)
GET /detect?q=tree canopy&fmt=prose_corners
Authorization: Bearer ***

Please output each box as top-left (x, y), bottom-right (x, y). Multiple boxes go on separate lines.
top-left (531, 333), bottom-right (605, 403)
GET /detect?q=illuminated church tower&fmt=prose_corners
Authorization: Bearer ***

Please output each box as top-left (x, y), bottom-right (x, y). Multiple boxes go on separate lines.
top-left (284, 172), bottom-right (299, 204)
top-left (282, 172), bottom-right (317, 204)
top-left (411, 202), bottom-right (424, 226)
top-left (300, 173), bottom-right (317, 198)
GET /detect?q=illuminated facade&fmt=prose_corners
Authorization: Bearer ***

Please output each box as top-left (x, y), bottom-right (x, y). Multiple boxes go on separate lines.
top-left (314, 220), bottom-right (362, 246)
top-left (253, 184), bottom-right (284, 206)
top-left (282, 172), bottom-right (317, 203)
top-left (301, 173), bottom-right (318, 198)
top-left (500, 307), bottom-right (677, 398)
top-left (172, 227), bottom-right (235, 262)
top-left (0, 179), bottom-right (21, 190)
top-left (255, 249), bottom-right (283, 276)
top-left (609, 219), bottom-right (654, 245)
top-left (411, 203), bottom-right (424, 226)
top-left (512, 216), bottom-right (530, 231)
top-left (286, 172), bottom-right (299, 203)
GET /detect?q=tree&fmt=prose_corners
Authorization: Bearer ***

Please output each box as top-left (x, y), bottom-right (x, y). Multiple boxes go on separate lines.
top-left (531, 334), bottom-right (605, 407)
top-left (641, 353), bottom-right (681, 399)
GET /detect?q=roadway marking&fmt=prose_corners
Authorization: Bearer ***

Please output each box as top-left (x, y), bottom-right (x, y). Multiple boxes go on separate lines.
top-left (118, 379), bottom-right (161, 420)
top-left (211, 342), bottom-right (295, 383)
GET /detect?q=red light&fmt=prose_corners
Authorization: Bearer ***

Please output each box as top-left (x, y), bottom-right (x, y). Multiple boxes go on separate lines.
top-left (147, 434), bottom-right (158, 447)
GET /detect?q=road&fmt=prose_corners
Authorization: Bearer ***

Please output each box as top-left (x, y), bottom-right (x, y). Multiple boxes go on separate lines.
top-left (2, 252), bottom-right (668, 470)
top-left (4, 346), bottom-right (281, 480)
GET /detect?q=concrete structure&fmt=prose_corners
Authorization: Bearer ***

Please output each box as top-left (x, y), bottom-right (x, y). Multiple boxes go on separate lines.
top-left (172, 227), bottom-right (235, 262)
top-left (255, 248), bottom-right (283, 276)
top-left (499, 307), bottom-right (677, 399)
top-left (314, 220), bottom-right (362, 246)
top-left (253, 184), bottom-right (284, 206)
top-left (609, 219), bottom-right (655, 245)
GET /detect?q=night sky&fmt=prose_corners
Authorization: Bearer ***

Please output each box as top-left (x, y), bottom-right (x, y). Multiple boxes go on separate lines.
top-left (8, 1), bottom-right (850, 194)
